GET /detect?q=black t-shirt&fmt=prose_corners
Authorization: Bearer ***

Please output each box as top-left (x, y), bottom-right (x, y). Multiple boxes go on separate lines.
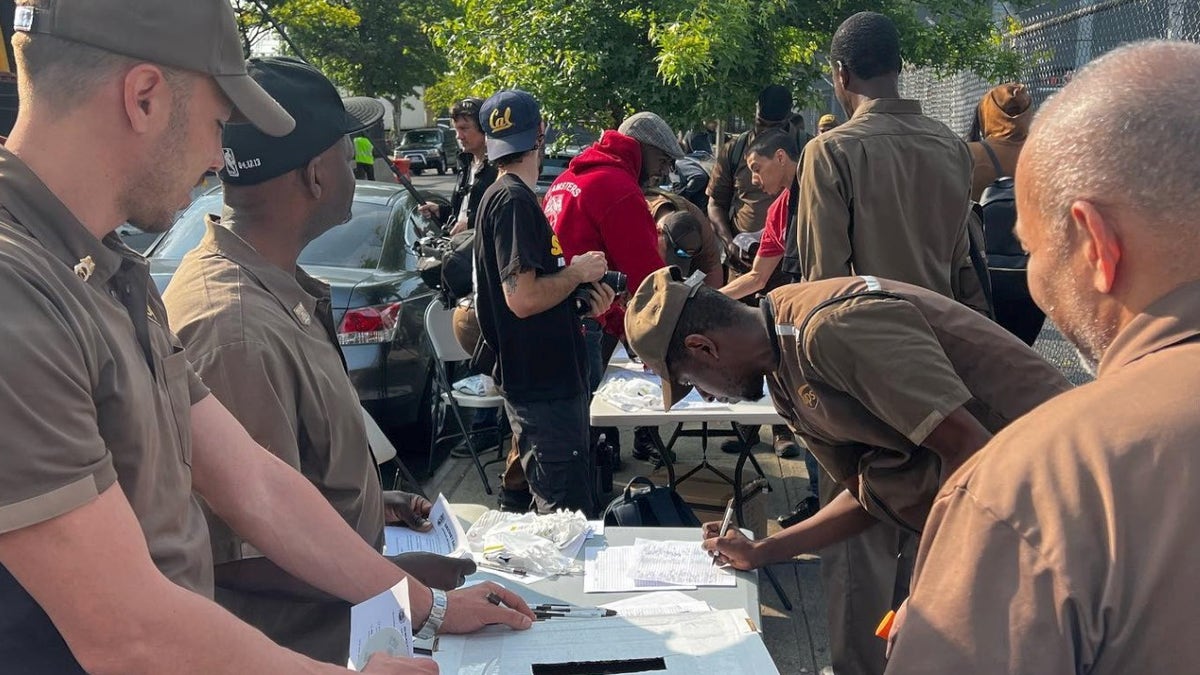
top-left (474, 174), bottom-right (587, 402)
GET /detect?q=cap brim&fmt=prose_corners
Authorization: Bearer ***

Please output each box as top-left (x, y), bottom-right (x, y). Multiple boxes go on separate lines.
top-left (486, 128), bottom-right (539, 159)
top-left (660, 143), bottom-right (685, 161)
top-left (342, 97), bottom-right (386, 135)
top-left (216, 73), bottom-right (296, 138)
top-left (642, 356), bottom-right (693, 411)
top-left (661, 377), bottom-right (694, 411)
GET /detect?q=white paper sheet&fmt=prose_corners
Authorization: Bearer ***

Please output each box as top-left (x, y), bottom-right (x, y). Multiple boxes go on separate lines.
top-left (584, 545), bottom-right (696, 593)
top-left (586, 520), bottom-right (605, 538)
top-left (600, 590), bottom-right (713, 617)
top-left (630, 538), bottom-right (737, 587)
top-left (432, 609), bottom-right (778, 674)
top-left (383, 494), bottom-right (468, 557)
top-left (347, 578), bottom-right (414, 670)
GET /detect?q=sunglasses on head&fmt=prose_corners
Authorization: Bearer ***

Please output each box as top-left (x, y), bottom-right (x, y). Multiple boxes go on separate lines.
top-left (664, 228), bottom-right (693, 259)
top-left (451, 99), bottom-right (481, 116)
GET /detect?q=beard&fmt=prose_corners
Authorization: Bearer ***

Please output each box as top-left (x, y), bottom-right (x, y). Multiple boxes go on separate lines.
top-left (734, 373), bottom-right (765, 402)
top-left (1042, 254), bottom-right (1116, 374)
top-left (121, 91), bottom-right (195, 233)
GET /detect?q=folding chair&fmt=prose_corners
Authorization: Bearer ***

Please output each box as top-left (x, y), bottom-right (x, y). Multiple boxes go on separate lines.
top-left (360, 405), bottom-right (426, 497)
top-left (423, 301), bottom-right (505, 494)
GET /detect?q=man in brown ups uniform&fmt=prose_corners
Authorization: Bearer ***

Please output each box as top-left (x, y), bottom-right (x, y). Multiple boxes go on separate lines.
top-left (888, 40), bottom-right (1200, 675)
top-left (624, 268), bottom-right (1069, 675)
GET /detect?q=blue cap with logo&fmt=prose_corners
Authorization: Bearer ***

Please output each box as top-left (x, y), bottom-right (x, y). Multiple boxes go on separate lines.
top-left (480, 90), bottom-right (542, 159)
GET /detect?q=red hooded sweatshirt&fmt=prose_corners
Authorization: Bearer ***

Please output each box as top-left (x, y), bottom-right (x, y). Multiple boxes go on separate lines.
top-left (544, 130), bottom-right (665, 337)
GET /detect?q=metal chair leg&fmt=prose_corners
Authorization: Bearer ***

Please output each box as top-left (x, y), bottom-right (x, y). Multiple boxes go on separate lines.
top-left (448, 401), bottom-right (493, 495)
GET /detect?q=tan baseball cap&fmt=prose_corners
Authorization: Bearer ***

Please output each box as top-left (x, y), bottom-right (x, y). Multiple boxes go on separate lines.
top-left (14, 0), bottom-right (295, 137)
top-left (624, 266), bottom-right (707, 411)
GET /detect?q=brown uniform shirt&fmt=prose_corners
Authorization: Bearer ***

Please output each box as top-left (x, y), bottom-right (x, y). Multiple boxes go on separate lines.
top-left (888, 280), bottom-right (1200, 674)
top-left (707, 130), bottom-right (774, 234)
top-left (796, 99), bottom-right (987, 312)
top-left (164, 218), bottom-right (384, 663)
top-left (0, 149), bottom-right (212, 670)
top-left (764, 276), bottom-right (1070, 529)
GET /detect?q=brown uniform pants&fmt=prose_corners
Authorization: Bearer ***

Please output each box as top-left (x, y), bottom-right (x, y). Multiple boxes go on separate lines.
top-left (817, 466), bottom-right (917, 675)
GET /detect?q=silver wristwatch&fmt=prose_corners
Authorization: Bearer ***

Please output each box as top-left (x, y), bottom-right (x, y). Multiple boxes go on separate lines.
top-left (414, 588), bottom-right (447, 639)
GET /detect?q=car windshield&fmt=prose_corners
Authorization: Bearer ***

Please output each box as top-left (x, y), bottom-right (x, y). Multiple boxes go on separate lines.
top-left (152, 190), bottom-right (412, 272)
top-left (402, 130), bottom-right (441, 146)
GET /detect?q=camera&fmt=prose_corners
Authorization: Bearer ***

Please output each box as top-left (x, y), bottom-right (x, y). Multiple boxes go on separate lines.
top-left (571, 270), bottom-right (627, 315)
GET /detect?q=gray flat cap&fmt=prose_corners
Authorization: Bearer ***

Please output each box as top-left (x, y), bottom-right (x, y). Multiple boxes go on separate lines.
top-left (618, 112), bottom-right (684, 160)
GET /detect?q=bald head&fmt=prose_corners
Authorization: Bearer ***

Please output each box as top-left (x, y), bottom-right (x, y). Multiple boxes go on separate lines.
top-left (1017, 40), bottom-right (1200, 371)
top-left (1021, 40), bottom-right (1200, 249)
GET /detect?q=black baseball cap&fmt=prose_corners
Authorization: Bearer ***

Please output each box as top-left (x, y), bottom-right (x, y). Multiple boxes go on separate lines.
top-left (480, 90), bottom-right (541, 158)
top-left (220, 57), bottom-right (383, 186)
top-left (757, 85), bottom-right (793, 123)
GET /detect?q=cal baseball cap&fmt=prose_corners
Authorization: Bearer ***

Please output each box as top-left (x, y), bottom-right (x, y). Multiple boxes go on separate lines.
top-left (13, 0), bottom-right (294, 137)
top-left (619, 112), bottom-right (685, 161)
top-left (480, 90), bottom-right (541, 158)
top-left (220, 58), bottom-right (383, 186)
top-left (624, 266), bottom-right (708, 410)
top-left (818, 114), bottom-right (839, 129)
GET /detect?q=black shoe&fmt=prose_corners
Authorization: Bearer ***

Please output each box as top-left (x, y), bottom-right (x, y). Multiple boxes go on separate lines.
top-left (497, 488), bottom-right (532, 513)
top-left (772, 433), bottom-right (801, 458)
top-left (777, 496), bottom-right (821, 528)
top-left (720, 438), bottom-right (747, 454)
top-left (632, 427), bottom-right (661, 461)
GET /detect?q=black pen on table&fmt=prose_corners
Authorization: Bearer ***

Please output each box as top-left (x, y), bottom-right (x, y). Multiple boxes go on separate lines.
top-left (711, 497), bottom-right (735, 566)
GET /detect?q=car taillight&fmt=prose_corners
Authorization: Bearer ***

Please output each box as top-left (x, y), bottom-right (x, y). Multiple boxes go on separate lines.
top-left (338, 302), bottom-right (402, 345)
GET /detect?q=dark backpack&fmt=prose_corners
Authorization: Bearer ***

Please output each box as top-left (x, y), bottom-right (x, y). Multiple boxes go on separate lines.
top-left (415, 230), bottom-right (475, 304)
top-left (602, 477), bottom-right (700, 528)
top-left (978, 141), bottom-right (1026, 271)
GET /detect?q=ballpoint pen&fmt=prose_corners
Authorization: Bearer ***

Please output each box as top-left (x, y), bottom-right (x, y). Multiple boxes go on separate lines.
top-left (712, 497), bottom-right (735, 566)
top-left (477, 559), bottom-right (527, 576)
top-left (531, 605), bottom-right (617, 620)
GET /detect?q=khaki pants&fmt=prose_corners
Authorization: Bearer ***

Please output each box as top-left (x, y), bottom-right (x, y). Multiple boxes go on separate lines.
top-left (818, 466), bottom-right (916, 675)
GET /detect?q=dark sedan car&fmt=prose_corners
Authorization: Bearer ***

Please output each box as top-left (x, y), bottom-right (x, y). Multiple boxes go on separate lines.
top-left (147, 181), bottom-right (441, 445)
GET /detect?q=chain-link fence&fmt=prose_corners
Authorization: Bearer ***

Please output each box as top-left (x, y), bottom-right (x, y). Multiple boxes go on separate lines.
top-left (899, 0), bottom-right (1200, 137)
top-left (896, 0), bottom-right (1200, 384)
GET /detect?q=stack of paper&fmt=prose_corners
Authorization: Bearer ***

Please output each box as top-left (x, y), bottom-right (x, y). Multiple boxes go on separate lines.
top-left (432, 608), bottom-right (779, 674)
top-left (584, 539), bottom-right (736, 593)
top-left (630, 538), bottom-right (737, 587)
top-left (347, 579), bottom-right (414, 671)
top-left (584, 545), bottom-right (697, 593)
top-left (601, 590), bottom-right (713, 617)
top-left (382, 494), bottom-right (468, 558)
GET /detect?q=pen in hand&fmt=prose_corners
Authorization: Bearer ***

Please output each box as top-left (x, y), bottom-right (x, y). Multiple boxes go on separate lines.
top-left (711, 497), bottom-right (735, 566)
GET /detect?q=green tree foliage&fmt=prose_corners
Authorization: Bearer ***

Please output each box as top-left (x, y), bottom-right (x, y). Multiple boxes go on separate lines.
top-left (429, 0), bottom-right (1027, 130)
top-left (233, 0), bottom-right (448, 99)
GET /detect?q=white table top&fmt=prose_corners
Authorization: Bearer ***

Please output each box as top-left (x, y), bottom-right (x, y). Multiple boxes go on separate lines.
top-left (589, 360), bottom-right (785, 427)
top-left (468, 526), bottom-right (760, 624)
